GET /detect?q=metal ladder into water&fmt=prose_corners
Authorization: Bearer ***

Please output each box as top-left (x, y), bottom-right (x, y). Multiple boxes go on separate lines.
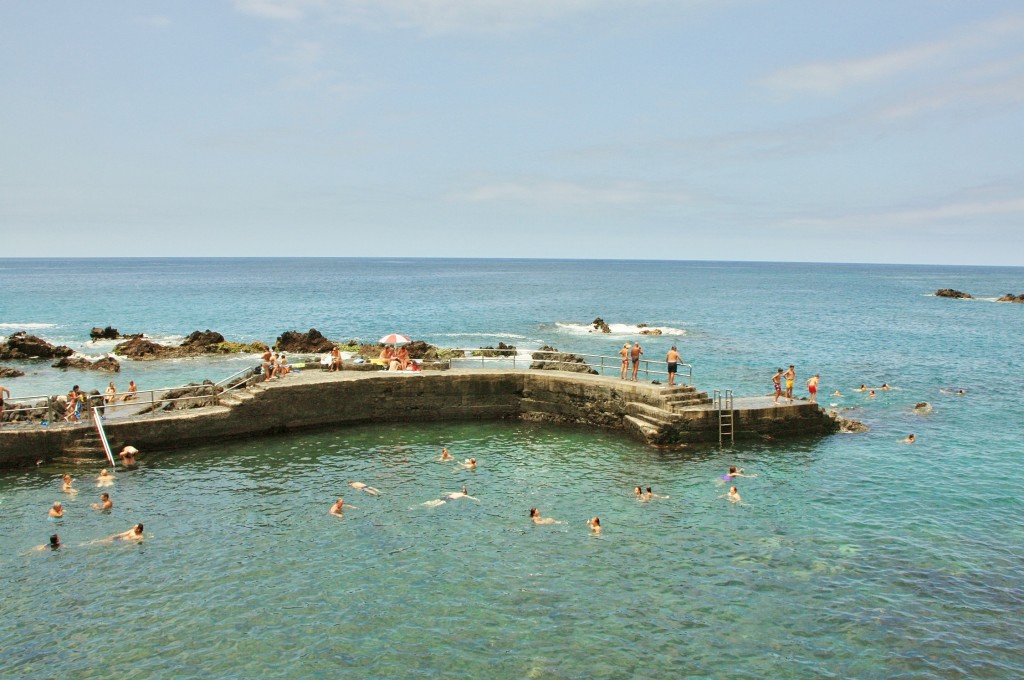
top-left (713, 390), bottom-right (734, 446)
top-left (91, 406), bottom-right (117, 467)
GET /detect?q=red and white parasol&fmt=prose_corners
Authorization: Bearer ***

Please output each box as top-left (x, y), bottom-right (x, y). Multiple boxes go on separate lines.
top-left (378, 333), bottom-right (411, 345)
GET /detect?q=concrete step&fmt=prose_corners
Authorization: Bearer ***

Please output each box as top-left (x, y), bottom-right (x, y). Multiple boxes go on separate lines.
top-left (623, 415), bottom-right (660, 439)
top-left (660, 385), bottom-right (698, 395)
top-left (625, 402), bottom-right (677, 426)
top-left (664, 394), bottom-right (712, 409)
top-left (51, 454), bottom-right (106, 465)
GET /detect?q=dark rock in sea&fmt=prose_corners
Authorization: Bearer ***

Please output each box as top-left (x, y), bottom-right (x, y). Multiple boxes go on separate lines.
top-left (0, 365), bottom-right (26, 378)
top-left (996, 293), bottom-right (1024, 303)
top-left (833, 415), bottom-right (869, 433)
top-left (640, 328), bottom-right (662, 335)
top-left (90, 326), bottom-right (121, 340)
top-left (274, 329), bottom-right (336, 353)
top-left (934, 288), bottom-right (972, 299)
top-left (591, 317), bottom-right (611, 333)
top-left (114, 331), bottom-right (267, 360)
top-left (114, 336), bottom-right (173, 359)
top-left (183, 329), bottom-right (226, 346)
top-left (472, 342), bottom-right (517, 357)
top-left (0, 332), bottom-right (74, 360)
top-left (51, 356), bottom-right (121, 372)
top-left (530, 346), bottom-right (598, 374)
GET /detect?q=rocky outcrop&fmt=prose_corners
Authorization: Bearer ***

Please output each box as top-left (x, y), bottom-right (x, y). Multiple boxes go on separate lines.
top-left (472, 342), bottom-right (517, 357)
top-left (996, 293), bottom-right (1024, 303)
top-left (89, 326), bottom-right (141, 341)
top-left (934, 288), bottom-right (972, 299)
top-left (51, 356), bottom-right (121, 372)
top-left (274, 329), bottom-right (336, 353)
top-left (0, 332), bottom-right (74, 360)
top-left (0, 366), bottom-right (26, 378)
top-left (530, 346), bottom-right (598, 374)
top-left (591, 317), bottom-right (611, 333)
top-left (834, 415), bottom-right (869, 433)
top-left (639, 328), bottom-right (662, 335)
top-left (114, 331), bottom-right (268, 360)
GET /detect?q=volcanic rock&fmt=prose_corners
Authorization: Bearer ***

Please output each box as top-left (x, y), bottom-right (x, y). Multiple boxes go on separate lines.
top-left (0, 332), bottom-right (74, 360)
top-left (90, 326), bottom-right (121, 340)
top-left (274, 329), bottom-right (336, 353)
top-left (591, 317), bottom-right (611, 333)
top-left (530, 346), bottom-right (598, 374)
top-left (934, 288), bottom-right (972, 299)
top-left (0, 365), bottom-right (26, 378)
top-left (51, 356), bottom-right (121, 372)
top-left (996, 293), bottom-right (1024, 303)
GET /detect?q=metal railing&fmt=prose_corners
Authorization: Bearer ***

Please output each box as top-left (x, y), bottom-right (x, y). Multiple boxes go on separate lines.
top-left (447, 348), bottom-right (692, 385)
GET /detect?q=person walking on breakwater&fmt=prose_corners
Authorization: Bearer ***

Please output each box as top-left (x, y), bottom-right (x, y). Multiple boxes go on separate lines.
top-left (784, 365), bottom-right (796, 400)
top-left (807, 374), bottom-right (820, 403)
top-left (630, 342), bottom-right (643, 381)
top-left (665, 346), bottom-right (682, 386)
top-left (619, 343), bottom-right (630, 380)
top-left (0, 384), bottom-right (10, 428)
top-left (772, 368), bottom-right (784, 404)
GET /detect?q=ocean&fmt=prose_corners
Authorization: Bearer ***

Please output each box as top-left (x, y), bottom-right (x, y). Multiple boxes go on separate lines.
top-left (1, 258), bottom-right (1022, 678)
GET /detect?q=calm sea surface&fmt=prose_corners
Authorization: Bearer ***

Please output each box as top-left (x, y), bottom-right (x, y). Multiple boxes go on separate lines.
top-left (1, 258), bottom-right (1022, 678)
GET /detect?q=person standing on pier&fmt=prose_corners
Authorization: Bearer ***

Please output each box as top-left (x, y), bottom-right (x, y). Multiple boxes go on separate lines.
top-left (784, 365), bottom-right (796, 400)
top-left (807, 374), bottom-right (819, 403)
top-left (618, 343), bottom-right (630, 380)
top-left (772, 368), bottom-right (784, 404)
top-left (630, 342), bottom-right (643, 381)
top-left (665, 346), bottom-right (682, 386)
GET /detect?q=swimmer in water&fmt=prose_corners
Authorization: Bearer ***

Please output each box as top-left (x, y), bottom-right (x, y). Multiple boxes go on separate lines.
top-left (329, 498), bottom-right (355, 516)
top-left (902, 434), bottom-right (916, 443)
top-left (109, 523), bottom-right (144, 541)
top-left (868, 390), bottom-right (877, 398)
top-left (118, 445), bottom-right (138, 467)
top-left (31, 534), bottom-right (62, 552)
top-left (48, 502), bottom-right (64, 518)
top-left (530, 508), bottom-right (561, 525)
top-left (348, 482), bottom-right (380, 496)
top-left (940, 388), bottom-right (967, 395)
top-left (91, 492), bottom-right (113, 511)
top-left (587, 517), bottom-right (602, 534)
top-left (881, 383), bottom-right (891, 390)
top-left (634, 486), bottom-right (644, 498)
top-left (97, 469), bottom-right (115, 487)
top-left (855, 384), bottom-right (867, 392)
top-left (722, 466), bottom-right (756, 482)
top-left (444, 486), bottom-right (479, 501)
top-left (61, 474), bottom-right (77, 494)
top-left (438, 447), bottom-right (453, 462)
top-left (727, 486), bottom-right (742, 503)
top-left (832, 390), bottom-right (842, 397)
top-left (459, 458), bottom-right (477, 470)
top-left (644, 486), bottom-right (669, 500)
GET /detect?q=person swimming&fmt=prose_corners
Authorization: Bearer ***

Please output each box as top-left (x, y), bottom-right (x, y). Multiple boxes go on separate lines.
top-left (31, 534), bottom-right (62, 552)
top-left (460, 458), bottom-right (477, 470)
top-left (855, 384), bottom-right (868, 392)
top-left (48, 502), bottom-right (63, 518)
top-left (438, 447), bottom-right (453, 462)
top-left (902, 434), bottom-right (916, 443)
top-left (832, 390), bottom-right (842, 397)
top-left (721, 466), bottom-right (756, 482)
top-left (97, 469), bottom-right (115, 487)
top-left (587, 517), bottom-right (602, 534)
top-left (868, 390), bottom-right (877, 398)
top-left (727, 486), bottom-right (742, 503)
top-left (634, 486), bottom-right (643, 498)
top-left (348, 482), bottom-right (380, 495)
top-left (644, 486), bottom-right (669, 500)
top-left (329, 498), bottom-right (356, 516)
top-left (444, 486), bottom-right (479, 501)
top-left (530, 508), bottom-right (560, 525)
top-left (881, 383), bottom-right (891, 390)
top-left (91, 492), bottom-right (113, 511)
top-left (61, 474), bottom-right (77, 494)
top-left (110, 523), bottom-right (144, 541)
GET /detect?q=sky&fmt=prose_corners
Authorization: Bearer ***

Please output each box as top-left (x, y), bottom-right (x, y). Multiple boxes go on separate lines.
top-left (1, 1), bottom-right (1023, 265)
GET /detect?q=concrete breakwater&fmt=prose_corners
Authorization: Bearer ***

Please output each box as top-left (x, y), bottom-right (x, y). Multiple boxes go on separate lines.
top-left (0, 370), bottom-right (839, 467)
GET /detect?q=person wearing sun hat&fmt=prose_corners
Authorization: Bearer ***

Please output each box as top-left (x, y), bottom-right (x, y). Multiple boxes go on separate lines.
top-left (618, 343), bottom-right (630, 380)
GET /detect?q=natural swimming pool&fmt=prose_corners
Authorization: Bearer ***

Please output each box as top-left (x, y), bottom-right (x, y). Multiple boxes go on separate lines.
top-left (4, 418), bottom-right (1020, 678)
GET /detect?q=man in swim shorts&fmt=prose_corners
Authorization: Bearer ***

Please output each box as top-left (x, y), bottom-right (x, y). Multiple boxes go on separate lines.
top-left (772, 368), bottom-right (783, 404)
top-left (665, 346), bottom-right (682, 386)
top-left (784, 365), bottom-right (795, 400)
top-left (807, 374), bottom-right (819, 402)
top-left (630, 342), bottom-right (643, 381)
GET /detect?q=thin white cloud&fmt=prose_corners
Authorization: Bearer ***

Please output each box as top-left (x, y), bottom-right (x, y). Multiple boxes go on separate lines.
top-left (792, 197), bottom-right (1024, 229)
top-left (452, 180), bottom-right (692, 207)
top-left (762, 14), bottom-right (1024, 95)
top-left (232, 0), bottom-right (324, 21)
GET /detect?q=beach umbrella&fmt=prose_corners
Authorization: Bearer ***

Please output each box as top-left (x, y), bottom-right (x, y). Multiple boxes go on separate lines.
top-left (379, 333), bottom-right (411, 345)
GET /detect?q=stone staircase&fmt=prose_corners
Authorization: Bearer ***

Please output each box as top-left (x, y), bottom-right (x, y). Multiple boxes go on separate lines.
top-left (660, 385), bottom-right (712, 412)
top-left (621, 386), bottom-right (712, 444)
top-left (51, 429), bottom-right (107, 466)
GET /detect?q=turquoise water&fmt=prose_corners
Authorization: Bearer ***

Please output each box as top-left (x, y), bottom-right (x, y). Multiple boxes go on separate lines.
top-left (1, 258), bottom-right (1023, 677)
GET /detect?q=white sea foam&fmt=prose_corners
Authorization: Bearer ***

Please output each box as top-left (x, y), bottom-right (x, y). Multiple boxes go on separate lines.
top-left (554, 322), bottom-right (687, 336)
top-left (0, 322), bottom-right (58, 329)
top-left (437, 333), bottom-right (532, 340)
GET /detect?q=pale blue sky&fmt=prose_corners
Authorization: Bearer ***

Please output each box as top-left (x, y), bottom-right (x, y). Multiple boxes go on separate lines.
top-left (2, 1), bottom-right (1022, 264)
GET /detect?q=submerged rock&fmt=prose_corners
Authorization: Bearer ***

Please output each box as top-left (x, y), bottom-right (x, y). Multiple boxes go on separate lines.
top-left (996, 293), bottom-right (1024, 303)
top-left (0, 365), bottom-right (26, 378)
top-left (934, 288), bottom-right (972, 299)
top-left (833, 414), bottom-right (870, 433)
top-left (51, 356), bottom-right (121, 372)
top-left (472, 342), bottom-right (517, 357)
top-left (0, 332), bottom-right (74, 360)
top-left (639, 328), bottom-right (662, 335)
